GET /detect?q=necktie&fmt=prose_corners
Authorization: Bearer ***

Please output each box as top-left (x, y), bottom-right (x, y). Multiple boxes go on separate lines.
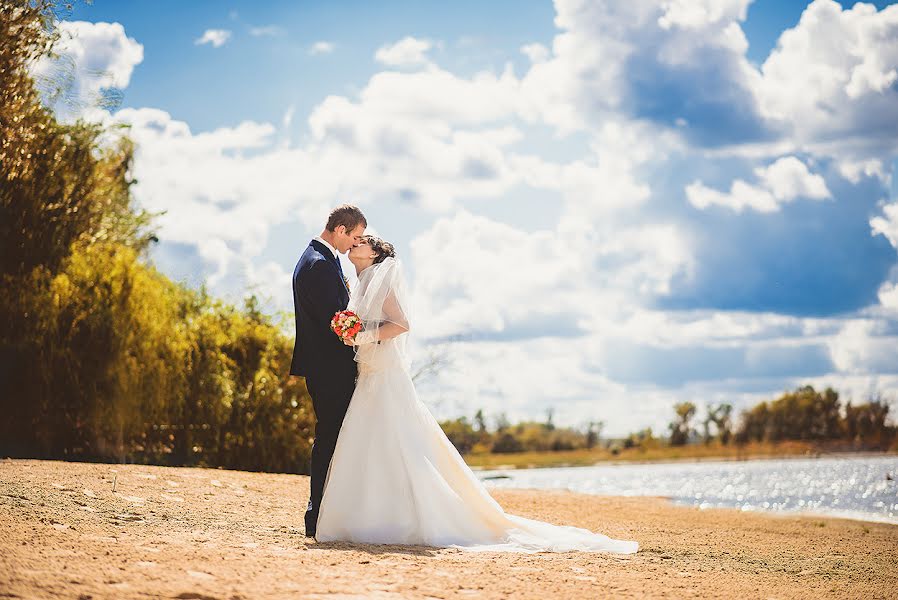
top-left (334, 255), bottom-right (348, 293)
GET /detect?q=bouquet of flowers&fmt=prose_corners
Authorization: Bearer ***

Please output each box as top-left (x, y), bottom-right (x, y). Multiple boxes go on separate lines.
top-left (331, 309), bottom-right (362, 343)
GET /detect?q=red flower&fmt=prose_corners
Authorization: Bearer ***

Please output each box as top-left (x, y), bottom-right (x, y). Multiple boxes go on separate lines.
top-left (331, 309), bottom-right (361, 340)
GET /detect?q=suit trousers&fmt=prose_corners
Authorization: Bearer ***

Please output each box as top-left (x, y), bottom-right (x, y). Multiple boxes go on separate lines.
top-left (303, 366), bottom-right (356, 534)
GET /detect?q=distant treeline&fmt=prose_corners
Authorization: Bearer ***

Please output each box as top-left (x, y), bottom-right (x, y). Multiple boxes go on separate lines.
top-left (0, 2), bottom-right (315, 473)
top-left (439, 410), bottom-right (605, 455)
top-left (439, 386), bottom-right (897, 456)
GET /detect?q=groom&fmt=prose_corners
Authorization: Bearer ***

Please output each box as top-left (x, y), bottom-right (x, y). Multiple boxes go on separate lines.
top-left (290, 204), bottom-right (367, 537)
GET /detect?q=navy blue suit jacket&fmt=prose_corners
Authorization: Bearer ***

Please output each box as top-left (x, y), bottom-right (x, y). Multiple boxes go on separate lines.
top-left (290, 240), bottom-right (356, 378)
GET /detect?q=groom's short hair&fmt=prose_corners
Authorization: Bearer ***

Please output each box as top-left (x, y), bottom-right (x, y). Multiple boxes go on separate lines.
top-left (326, 204), bottom-right (367, 232)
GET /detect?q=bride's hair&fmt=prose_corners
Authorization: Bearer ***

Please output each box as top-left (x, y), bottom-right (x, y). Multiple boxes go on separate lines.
top-left (362, 235), bottom-right (396, 265)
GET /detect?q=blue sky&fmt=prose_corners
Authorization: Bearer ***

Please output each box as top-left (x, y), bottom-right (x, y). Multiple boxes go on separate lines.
top-left (68, 1), bottom-right (896, 131)
top-left (44, 0), bottom-right (898, 434)
top-left (68, 1), bottom-right (558, 131)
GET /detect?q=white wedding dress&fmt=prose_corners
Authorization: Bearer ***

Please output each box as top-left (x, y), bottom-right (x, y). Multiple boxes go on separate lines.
top-left (315, 258), bottom-right (638, 554)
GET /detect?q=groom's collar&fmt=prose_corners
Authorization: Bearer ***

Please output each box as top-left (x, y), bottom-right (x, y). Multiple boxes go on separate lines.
top-left (312, 236), bottom-right (338, 260)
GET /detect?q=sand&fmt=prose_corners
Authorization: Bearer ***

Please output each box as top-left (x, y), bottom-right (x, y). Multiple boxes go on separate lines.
top-left (1, 459), bottom-right (895, 599)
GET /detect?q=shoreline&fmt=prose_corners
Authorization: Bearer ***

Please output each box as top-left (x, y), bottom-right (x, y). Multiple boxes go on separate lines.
top-left (2, 459), bottom-right (896, 599)
top-left (466, 447), bottom-right (898, 471)
top-left (669, 500), bottom-right (898, 527)
top-left (476, 453), bottom-right (898, 527)
top-left (471, 448), bottom-right (898, 470)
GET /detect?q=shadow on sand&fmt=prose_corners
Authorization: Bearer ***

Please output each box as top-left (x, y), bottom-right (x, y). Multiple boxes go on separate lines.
top-left (306, 540), bottom-right (447, 558)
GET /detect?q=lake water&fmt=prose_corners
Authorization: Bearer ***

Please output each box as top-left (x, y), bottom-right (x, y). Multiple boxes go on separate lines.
top-left (478, 455), bottom-right (898, 524)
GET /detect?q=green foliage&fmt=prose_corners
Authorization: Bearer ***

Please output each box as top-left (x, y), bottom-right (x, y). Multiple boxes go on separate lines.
top-left (729, 386), bottom-right (894, 450)
top-left (491, 432), bottom-right (525, 454)
top-left (735, 386), bottom-right (846, 444)
top-left (623, 427), bottom-right (658, 450)
top-left (0, 3), bottom-right (315, 473)
top-left (439, 417), bottom-right (479, 454)
top-left (1, 3), bottom-right (154, 280)
top-left (450, 387), bottom-right (894, 458)
top-left (440, 412), bottom-right (606, 455)
top-left (843, 396), bottom-right (891, 446)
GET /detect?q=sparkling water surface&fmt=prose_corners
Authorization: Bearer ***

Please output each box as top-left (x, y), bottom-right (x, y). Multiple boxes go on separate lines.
top-left (478, 455), bottom-right (898, 524)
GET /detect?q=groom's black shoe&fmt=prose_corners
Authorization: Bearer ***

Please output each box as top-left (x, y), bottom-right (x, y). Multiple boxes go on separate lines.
top-left (304, 512), bottom-right (317, 538)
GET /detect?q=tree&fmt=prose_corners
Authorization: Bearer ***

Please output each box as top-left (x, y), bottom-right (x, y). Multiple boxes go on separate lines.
top-left (707, 403), bottom-right (733, 445)
top-left (844, 394), bottom-right (892, 448)
top-left (761, 386), bottom-right (841, 441)
top-left (494, 412), bottom-right (510, 433)
top-left (701, 412), bottom-right (713, 445)
top-left (736, 401), bottom-right (769, 444)
top-left (668, 402), bottom-right (696, 446)
top-left (0, 3), bottom-right (318, 472)
top-left (585, 421), bottom-right (604, 449)
top-left (473, 409), bottom-right (487, 433)
top-left (439, 418), bottom-right (478, 454)
top-left (624, 427), bottom-right (656, 450)
top-left (491, 432), bottom-right (524, 454)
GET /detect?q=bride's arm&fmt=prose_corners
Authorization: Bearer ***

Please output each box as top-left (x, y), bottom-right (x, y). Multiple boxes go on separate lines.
top-left (354, 290), bottom-right (408, 344)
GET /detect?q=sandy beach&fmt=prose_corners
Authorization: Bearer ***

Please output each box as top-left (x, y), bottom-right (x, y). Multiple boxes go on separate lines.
top-left (1, 459), bottom-right (895, 599)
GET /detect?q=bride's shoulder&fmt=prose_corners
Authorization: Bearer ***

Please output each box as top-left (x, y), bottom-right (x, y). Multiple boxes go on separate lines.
top-left (370, 257), bottom-right (401, 275)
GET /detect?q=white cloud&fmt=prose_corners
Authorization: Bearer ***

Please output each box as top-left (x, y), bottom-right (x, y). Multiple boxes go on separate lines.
top-left (408, 205), bottom-right (694, 345)
top-left (518, 0), bottom-right (762, 138)
top-left (375, 36), bottom-right (433, 66)
top-left (837, 158), bottom-right (887, 184)
top-left (687, 156), bottom-right (830, 213)
top-left (195, 29), bottom-right (232, 48)
top-left (658, 0), bottom-right (750, 30)
top-left (828, 319), bottom-right (898, 374)
top-left (249, 25), bottom-right (283, 37)
top-left (301, 64), bottom-right (529, 211)
top-left (409, 212), bottom-right (573, 340)
top-left (419, 337), bottom-right (627, 429)
top-left (520, 43), bottom-right (549, 63)
top-left (687, 179), bottom-right (777, 213)
top-left (110, 108), bottom-right (280, 258)
top-left (309, 41), bottom-right (335, 55)
top-left (282, 104), bottom-right (295, 130)
top-left (346, 66), bottom-right (521, 124)
top-left (420, 307), bottom-right (858, 435)
top-left (878, 281), bottom-right (898, 313)
top-left (871, 200), bottom-right (898, 249)
top-left (755, 156), bottom-right (830, 201)
top-left (758, 1), bottom-right (898, 156)
top-left (31, 21), bottom-right (143, 119)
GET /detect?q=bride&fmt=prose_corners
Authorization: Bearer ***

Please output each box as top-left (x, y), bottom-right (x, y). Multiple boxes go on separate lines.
top-left (315, 235), bottom-right (638, 554)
